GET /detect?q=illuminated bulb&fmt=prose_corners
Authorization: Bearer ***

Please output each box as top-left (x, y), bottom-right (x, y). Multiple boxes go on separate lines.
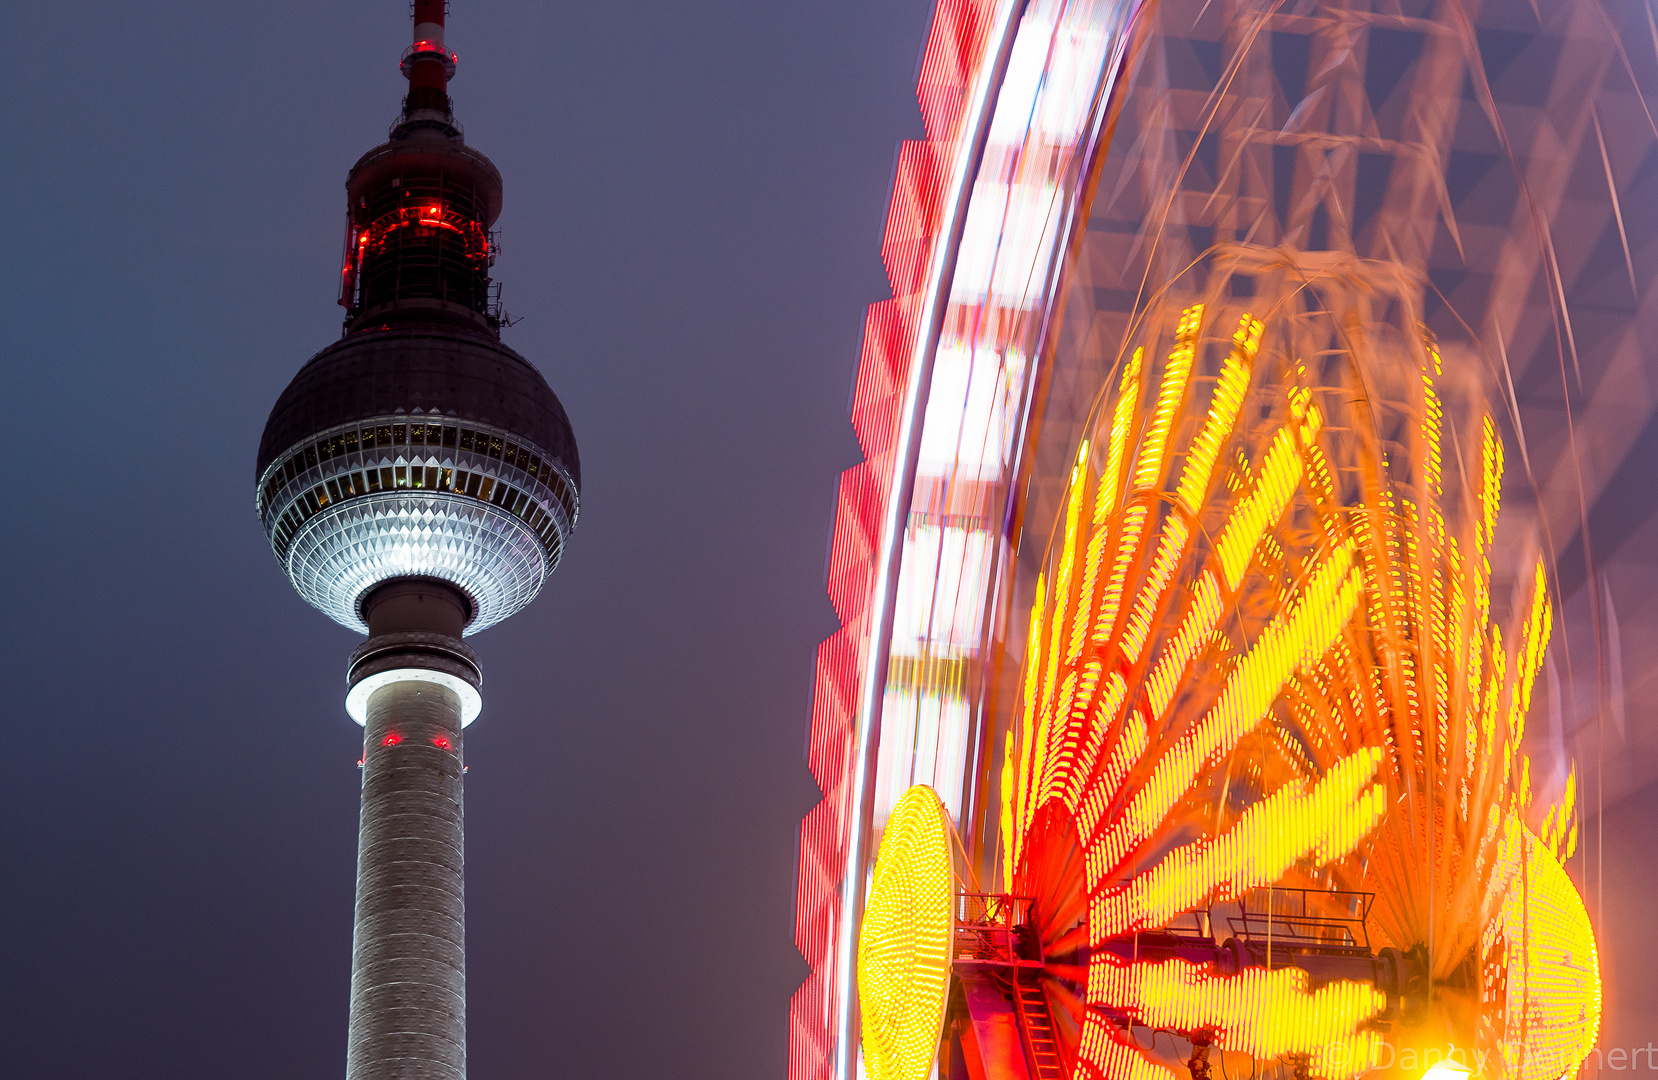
top-left (1422, 1059), bottom-right (1471, 1080)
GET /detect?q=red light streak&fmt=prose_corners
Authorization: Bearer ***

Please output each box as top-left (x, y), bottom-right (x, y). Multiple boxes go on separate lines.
top-left (789, 3), bottom-right (1002, 1078)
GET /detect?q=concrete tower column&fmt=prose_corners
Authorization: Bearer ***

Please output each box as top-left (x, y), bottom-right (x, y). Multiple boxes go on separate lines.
top-left (344, 580), bottom-right (481, 1080)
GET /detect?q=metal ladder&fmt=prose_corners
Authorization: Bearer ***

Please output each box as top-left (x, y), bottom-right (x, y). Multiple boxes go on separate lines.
top-left (1012, 979), bottom-right (1065, 1080)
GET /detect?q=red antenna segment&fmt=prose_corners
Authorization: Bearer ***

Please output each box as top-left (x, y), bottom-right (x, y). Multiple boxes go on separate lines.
top-left (412, 0), bottom-right (446, 43)
top-left (402, 0), bottom-right (456, 117)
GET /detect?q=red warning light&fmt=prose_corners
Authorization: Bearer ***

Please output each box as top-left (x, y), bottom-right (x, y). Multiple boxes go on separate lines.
top-left (381, 731), bottom-right (403, 747)
top-left (432, 735), bottom-right (452, 751)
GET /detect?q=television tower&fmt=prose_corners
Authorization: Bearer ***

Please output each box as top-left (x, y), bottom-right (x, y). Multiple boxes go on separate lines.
top-left (254, 4), bottom-right (578, 1078)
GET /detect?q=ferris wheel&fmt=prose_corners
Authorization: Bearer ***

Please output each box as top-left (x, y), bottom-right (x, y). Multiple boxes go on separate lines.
top-left (789, 0), bottom-right (1650, 1077)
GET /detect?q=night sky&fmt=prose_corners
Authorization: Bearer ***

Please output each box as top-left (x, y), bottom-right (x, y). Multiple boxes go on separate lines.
top-left (1, 1), bottom-right (933, 1076)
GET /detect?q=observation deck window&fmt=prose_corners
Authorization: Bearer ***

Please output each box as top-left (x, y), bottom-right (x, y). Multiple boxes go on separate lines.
top-left (418, 422), bottom-right (450, 447)
top-left (266, 421), bottom-right (581, 525)
top-left (271, 463), bottom-right (562, 560)
top-left (261, 418), bottom-right (577, 566)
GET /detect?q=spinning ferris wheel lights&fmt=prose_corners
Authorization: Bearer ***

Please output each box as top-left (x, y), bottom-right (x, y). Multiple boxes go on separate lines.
top-left (1001, 298), bottom-right (1597, 1080)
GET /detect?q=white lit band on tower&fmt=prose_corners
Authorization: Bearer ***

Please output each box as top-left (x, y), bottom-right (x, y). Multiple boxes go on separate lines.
top-left (255, 4), bottom-right (578, 1079)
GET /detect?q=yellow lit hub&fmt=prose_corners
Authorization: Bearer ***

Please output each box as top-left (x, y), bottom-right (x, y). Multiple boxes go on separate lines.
top-left (858, 785), bottom-right (955, 1080)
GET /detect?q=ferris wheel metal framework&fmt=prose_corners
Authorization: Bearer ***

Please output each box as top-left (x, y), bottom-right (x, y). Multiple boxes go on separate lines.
top-left (788, 0), bottom-right (1643, 1074)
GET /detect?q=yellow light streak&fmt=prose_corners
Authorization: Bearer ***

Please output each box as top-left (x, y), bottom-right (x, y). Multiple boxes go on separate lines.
top-left (1090, 748), bottom-right (1384, 936)
top-left (1097, 348), bottom-right (1144, 524)
top-left (1489, 817), bottom-right (1601, 1080)
top-left (1214, 414), bottom-right (1321, 591)
top-left (1078, 1012), bottom-right (1178, 1080)
top-left (1116, 517), bottom-right (1189, 665)
top-left (1087, 952), bottom-right (1385, 1068)
top-left (1145, 570), bottom-right (1222, 719)
top-left (1101, 543), bottom-right (1362, 871)
top-left (1176, 314), bottom-right (1260, 514)
top-left (1091, 503), bottom-right (1148, 647)
top-left (1133, 304), bottom-right (1202, 489)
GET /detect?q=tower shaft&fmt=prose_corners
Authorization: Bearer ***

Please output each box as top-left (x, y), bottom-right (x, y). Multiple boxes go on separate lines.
top-left (345, 582), bottom-right (480, 1080)
top-left (350, 680), bottom-right (467, 1080)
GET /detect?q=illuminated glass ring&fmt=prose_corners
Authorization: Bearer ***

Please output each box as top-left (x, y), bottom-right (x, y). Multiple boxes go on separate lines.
top-left (258, 414), bottom-right (574, 634)
top-left (256, 327), bottom-right (580, 636)
top-left (857, 785), bottom-right (955, 1080)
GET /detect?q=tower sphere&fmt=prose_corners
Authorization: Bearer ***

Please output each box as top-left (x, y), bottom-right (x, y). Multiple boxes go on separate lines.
top-left (255, 126), bottom-right (579, 635)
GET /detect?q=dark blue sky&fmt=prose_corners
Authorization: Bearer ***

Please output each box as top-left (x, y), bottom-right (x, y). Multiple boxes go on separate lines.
top-left (1, 1), bottom-right (932, 1076)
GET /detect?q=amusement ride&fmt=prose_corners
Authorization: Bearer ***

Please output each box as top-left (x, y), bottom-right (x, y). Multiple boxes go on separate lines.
top-left (788, 0), bottom-right (1641, 1076)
